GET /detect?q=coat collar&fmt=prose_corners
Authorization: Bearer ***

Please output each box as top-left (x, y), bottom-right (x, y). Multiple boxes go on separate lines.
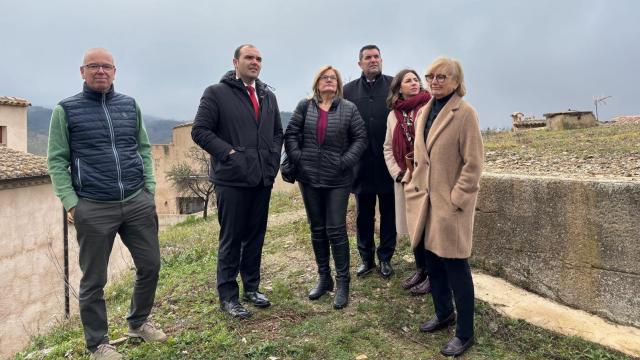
top-left (414, 93), bottom-right (463, 158)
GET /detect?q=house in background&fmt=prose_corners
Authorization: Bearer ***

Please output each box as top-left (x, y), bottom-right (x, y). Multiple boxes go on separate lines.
top-left (0, 96), bottom-right (30, 151)
top-left (151, 122), bottom-right (205, 215)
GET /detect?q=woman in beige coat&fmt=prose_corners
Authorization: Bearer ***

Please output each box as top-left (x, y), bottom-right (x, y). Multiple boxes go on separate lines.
top-left (404, 57), bottom-right (483, 357)
top-left (382, 69), bottom-right (431, 295)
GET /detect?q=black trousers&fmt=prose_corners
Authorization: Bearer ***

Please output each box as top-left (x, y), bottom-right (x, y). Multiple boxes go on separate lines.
top-left (299, 184), bottom-right (351, 277)
top-left (215, 184), bottom-right (272, 302)
top-left (74, 190), bottom-right (160, 351)
top-left (355, 192), bottom-right (396, 264)
top-left (424, 250), bottom-right (474, 340)
top-left (413, 236), bottom-right (428, 273)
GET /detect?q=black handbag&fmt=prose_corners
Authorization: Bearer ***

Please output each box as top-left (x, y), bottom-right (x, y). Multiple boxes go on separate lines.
top-left (281, 100), bottom-right (310, 183)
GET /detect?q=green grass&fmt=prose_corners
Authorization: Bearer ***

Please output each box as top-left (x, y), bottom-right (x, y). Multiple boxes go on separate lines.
top-left (482, 124), bottom-right (640, 157)
top-left (15, 190), bottom-right (633, 359)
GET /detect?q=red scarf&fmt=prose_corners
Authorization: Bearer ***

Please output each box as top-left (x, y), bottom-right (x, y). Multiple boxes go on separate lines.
top-left (392, 91), bottom-right (431, 170)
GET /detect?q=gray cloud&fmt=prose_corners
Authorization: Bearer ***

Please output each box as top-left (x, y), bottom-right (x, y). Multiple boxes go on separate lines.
top-left (1, 0), bottom-right (637, 128)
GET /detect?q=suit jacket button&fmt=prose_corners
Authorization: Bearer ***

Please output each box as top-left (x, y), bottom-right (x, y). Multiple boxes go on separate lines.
top-left (414, 186), bottom-right (419, 192)
top-left (414, 161), bottom-right (418, 167)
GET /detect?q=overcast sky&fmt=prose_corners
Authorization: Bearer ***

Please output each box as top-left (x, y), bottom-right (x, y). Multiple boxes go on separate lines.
top-left (1, 0), bottom-right (638, 129)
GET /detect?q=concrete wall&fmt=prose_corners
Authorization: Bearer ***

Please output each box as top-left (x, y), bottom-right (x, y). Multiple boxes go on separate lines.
top-left (0, 104), bottom-right (28, 152)
top-left (473, 173), bottom-right (640, 328)
top-left (0, 182), bottom-right (133, 359)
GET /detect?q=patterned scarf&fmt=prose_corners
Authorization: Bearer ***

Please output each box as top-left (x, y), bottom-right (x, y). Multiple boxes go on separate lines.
top-left (392, 91), bottom-right (431, 170)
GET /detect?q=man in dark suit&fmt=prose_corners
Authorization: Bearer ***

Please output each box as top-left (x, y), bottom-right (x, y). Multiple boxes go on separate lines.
top-left (344, 45), bottom-right (397, 279)
top-left (192, 44), bottom-right (283, 319)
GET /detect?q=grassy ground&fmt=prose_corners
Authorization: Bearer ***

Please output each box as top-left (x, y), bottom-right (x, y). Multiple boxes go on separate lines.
top-left (481, 124), bottom-right (640, 180)
top-left (16, 191), bottom-right (633, 359)
top-left (482, 124), bottom-right (640, 156)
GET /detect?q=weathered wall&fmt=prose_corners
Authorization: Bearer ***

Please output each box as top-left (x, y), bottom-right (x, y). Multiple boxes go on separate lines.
top-left (0, 183), bottom-right (133, 359)
top-left (0, 105), bottom-right (28, 152)
top-left (473, 173), bottom-right (640, 328)
top-left (546, 113), bottom-right (597, 130)
top-left (152, 124), bottom-right (200, 215)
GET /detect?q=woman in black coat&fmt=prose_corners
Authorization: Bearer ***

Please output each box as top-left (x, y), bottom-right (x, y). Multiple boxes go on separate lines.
top-left (284, 65), bottom-right (367, 309)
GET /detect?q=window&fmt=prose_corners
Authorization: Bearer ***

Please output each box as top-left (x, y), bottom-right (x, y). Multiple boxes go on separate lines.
top-left (177, 197), bottom-right (205, 214)
top-left (0, 126), bottom-right (7, 146)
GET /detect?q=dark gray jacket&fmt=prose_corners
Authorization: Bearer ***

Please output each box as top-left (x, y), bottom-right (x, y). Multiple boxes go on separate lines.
top-left (343, 73), bottom-right (395, 194)
top-left (284, 98), bottom-right (367, 188)
top-left (192, 70), bottom-right (283, 187)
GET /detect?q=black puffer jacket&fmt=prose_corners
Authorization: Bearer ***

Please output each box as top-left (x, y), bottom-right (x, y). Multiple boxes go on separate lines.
top-left (284, 98), bottom-right (367, 188)
top-left (192, 70), bottom-right (283, 187)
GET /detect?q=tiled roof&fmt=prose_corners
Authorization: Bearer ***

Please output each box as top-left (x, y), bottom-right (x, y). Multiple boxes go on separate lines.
top-left (0, 146), bottom-right (49, 180)
top-left (0, 96), bottom-right (31, 107)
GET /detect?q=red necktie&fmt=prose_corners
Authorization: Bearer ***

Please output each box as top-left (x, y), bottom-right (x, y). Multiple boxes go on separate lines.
top-left (246, 85), bottom-right (260, 121)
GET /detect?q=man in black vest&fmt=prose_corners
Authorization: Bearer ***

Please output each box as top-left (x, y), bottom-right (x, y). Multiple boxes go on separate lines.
top-left (192, 44), bottom-right (283, 319)
top-left (344, 45), bottom-right (397, 279)
top-left (47, 48), bottom-right (166, 360)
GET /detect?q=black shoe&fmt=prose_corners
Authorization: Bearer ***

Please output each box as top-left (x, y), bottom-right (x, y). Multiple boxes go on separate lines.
top-left (402, 270), bottom-right (427, 289)
top-left (441, 336), bottom-right (474, 357)
top-left (378, 261), bottom-right (394, 278)
top-left (409, 277), bottom-right (431, 296)
top-left (242, 291), bottom-right (271, 308)
top-left (220, 300), bottom-right (252, 319)
top-left (419, 312), bottom-right (456, 333)
top-left (356, 262), bottom-right (375, 277)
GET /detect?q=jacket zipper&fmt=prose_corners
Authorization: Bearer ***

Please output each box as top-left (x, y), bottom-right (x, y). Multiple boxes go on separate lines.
top-left (76, 158), bottom-right (82, 190)
top-left (102, 93), bottom-right (125, 200)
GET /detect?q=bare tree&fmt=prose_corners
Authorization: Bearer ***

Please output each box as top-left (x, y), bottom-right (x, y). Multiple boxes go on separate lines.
top-left (166, 146), bottom-right (215, 219)
top-left (593, 95), bottom-right (612, 122)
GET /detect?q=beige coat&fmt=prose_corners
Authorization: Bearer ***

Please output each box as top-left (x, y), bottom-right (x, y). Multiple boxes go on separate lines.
top-left (404, 94), bottom-right (483, 259)
top-left (382, 111), bottom-right (412, 235)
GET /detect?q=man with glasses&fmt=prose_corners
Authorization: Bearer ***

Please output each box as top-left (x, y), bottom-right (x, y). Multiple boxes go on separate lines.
top-left (192, 44), bottom-right (283, 319)
top-left (48, 48), bottom-right (166, 360)
top-left (344, 45), bottom-right (397, 279)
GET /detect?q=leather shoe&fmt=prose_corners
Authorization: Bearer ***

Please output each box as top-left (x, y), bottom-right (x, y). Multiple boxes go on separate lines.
top-left (402, 271), bottom-right (426, 289)
top-left (379, 261), bottom-right (394, 278)
top-left (220, 300), bottom-right (252, 319)
top-left (409, 277), bottom-right (431, 296)
top-left (242, 291), bottom-right (271, 308)
top-left (419, 312), bottom-right (455, 333)
top-left (441, 336), bottom-right (474, 357)
top-left (356, 262), bottom-right (375, 277)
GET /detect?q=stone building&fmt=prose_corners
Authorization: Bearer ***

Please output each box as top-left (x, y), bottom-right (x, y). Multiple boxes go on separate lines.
top-left (0, 96), bottom-right (30, 151)
top-left (544, 110), bottom-right (597, 130)
top-left (151, 122), bottom-right (205, 215)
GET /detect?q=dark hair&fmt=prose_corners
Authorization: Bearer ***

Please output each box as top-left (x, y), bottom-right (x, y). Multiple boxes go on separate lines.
top-left (386, 69), bottom-right (424, 108)
top-left (234, 44), bottom-right (256, 59)
top-left (359, 45), bottom-right (380, 60)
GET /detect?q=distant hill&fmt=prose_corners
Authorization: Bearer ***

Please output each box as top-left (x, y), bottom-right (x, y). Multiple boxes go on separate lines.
top-left (27, 106), bottom-right (294, 155)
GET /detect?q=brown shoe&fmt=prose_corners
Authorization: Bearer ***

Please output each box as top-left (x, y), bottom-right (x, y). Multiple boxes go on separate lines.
top-left (402, 271), bottom-right (426, 289)
top-left (409, 277), bottom-right (431, 296)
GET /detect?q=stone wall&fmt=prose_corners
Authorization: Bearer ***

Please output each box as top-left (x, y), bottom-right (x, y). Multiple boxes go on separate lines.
top-left (473, 173), bottom-right (640, 328)
top-left (0, 182), bottom-right (133, 359)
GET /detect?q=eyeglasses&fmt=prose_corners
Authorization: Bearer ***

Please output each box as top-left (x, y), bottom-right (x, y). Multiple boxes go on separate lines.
top-left (83, 63), bottom-right (116, 71)
top-left (320, 75), bottom-right (337, 82)
top-left (425, 74), bottom-right (448, 83)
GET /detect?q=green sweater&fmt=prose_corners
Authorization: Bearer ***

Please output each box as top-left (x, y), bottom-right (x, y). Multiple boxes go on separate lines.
top-left (47, 102), bottom-right (156, 211)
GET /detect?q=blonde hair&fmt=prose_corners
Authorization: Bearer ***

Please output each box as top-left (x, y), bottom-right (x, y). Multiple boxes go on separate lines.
top-left (309, 65), bottom-right (343, 102)
top-left (425, 56), bottom-right (466, 97)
